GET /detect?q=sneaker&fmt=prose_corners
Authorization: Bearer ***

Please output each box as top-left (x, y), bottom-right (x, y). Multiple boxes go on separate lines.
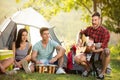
top-left (56, 67), bottom-right (66, 74)
top-left (97, 74), bottom-right (104, 79)
top-left (5, 70), bottom-right (17, 75)
top-left (13, 67), bottom-right (20, 71)
top-left (82, 70), bottom-right (89, 77)
top-left (21, 60), bottom-right (31, 73)
top-left (97, 68), bottom-right (101, 75)
top-left (106, 68), bottom-right (111, 75)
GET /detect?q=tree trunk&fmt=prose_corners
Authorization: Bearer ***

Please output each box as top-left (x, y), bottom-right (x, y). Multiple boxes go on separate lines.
top-left (93, 0), bottom-right (97, 12)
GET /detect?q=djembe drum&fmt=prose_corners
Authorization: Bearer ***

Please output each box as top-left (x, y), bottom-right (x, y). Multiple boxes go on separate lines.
top-left (36, 64), bottom-right (57, 74)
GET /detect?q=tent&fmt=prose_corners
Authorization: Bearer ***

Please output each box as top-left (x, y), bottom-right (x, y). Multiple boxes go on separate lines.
top-left (0, 7), bottom-right (61, 49)
top-left (0, 7), bottom-right (68, 69)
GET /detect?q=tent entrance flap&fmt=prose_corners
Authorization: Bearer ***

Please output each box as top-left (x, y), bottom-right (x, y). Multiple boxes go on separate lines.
top-left (0, 21), bottom-right (17, 49)
top-left (49, 28), bottom-right (61, 45)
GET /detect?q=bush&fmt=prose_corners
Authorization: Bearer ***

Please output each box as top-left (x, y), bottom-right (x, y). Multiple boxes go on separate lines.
top-left (110, 43), bottom-right (120, 58)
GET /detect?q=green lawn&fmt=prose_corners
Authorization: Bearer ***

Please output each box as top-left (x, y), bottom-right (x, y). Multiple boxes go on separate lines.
top-left (0, 57), bottom-right (120, 80)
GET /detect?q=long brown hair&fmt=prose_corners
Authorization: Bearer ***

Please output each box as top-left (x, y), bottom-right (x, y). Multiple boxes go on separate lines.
top-left (15, 28), bottom-right (28, 49)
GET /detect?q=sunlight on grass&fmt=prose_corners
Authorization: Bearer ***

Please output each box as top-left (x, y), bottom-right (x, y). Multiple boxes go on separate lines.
top-left (0, 43), bottom-right (120, 80)
top-left (0, 55), bottom-right (120, 80)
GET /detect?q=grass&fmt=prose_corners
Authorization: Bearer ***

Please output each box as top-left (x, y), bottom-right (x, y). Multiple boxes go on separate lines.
top-left (0, 57), bottom-right (120, 80)
top-left (0, 71), bottom-right (94, 80)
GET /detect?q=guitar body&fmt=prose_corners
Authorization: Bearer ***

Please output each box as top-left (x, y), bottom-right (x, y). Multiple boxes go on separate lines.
top-left (76, 34), bottom-right (94, 55)
top-left (85, 46), bottom-right (94, 53)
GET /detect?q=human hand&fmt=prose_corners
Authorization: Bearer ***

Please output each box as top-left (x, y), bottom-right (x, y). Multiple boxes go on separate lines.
top-left (49, 57), bottom-right (57, 64)
top-left (77, 39), bottom-right (83, 47)
top-left (91, 46), bottom-right (96, 52)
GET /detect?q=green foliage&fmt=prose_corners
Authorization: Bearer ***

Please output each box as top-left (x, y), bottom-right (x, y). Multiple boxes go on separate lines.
top-left (101, 0), bottom-right (120, 33)
top-left (19, 0), bottom-right (120, 33)
top-left (23, 0), bottom-right (77, 20)
top-left (23, 0), bottom-right (93, 21)
top-left (16, 0), bottom-right (20, 3)
top-left (110, 42), bottom-right (120, 58)
top-left (103, 20), bottom-right (116, 32)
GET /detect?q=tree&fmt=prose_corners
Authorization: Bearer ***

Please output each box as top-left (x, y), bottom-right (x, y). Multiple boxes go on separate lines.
top-left (100, 0), bottom-right (120, 33)
top-left (23, 0), bottom-right (92, 19)
top-left (22, 0), bottom-right (120, 33)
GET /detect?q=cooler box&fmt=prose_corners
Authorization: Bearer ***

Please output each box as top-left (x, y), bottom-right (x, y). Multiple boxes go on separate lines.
top-left (0, 50), bottom-right (13, 70)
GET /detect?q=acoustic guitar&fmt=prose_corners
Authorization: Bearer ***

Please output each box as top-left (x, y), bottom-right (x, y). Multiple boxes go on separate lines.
top-left (76, 34), bottom-right (94, 56)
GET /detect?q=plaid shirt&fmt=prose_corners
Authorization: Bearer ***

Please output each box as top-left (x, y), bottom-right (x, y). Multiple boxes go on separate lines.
top-left (80, 26), bottom-right (110, 49)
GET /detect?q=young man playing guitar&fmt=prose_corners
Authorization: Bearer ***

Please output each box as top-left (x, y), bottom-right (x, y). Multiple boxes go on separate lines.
top-left (74, 12), bottom-right (110, 79)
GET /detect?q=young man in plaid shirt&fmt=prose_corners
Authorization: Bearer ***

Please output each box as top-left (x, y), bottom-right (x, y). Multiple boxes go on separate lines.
top-left (74, 12), bottom-right (111, 79)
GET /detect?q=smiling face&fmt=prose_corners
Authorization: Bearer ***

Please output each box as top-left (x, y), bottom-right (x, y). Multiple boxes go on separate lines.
top-left (92, 16), bottom-right (101, 28)
top-left (21, 31), bottom-right (28, 42)
top-left (41, 30), bottom-right (50, 41)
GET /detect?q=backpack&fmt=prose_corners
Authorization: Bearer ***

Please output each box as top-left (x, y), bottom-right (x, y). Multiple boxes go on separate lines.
top-left (66, 45), bottom-right (84, 74)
